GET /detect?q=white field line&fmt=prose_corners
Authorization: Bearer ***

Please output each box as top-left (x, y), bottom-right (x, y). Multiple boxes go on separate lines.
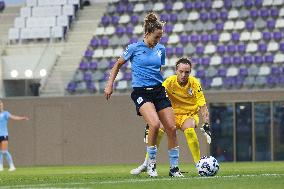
top-left (3, 173), bottom-right (284, 189)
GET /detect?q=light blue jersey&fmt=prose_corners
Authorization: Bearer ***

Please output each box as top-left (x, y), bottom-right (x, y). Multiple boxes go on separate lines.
top-left (122, 41), bottom-right (166, 87)
top-left (0, 111), bottom-right (11, 136)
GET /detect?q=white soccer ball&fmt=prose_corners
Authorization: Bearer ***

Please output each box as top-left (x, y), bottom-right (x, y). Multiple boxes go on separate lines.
top-left (196, 156), bottom-right (220, 176)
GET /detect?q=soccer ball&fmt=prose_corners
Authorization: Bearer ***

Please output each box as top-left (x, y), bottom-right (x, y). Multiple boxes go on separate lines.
top-left (196, 156), bottom-right (220, 176)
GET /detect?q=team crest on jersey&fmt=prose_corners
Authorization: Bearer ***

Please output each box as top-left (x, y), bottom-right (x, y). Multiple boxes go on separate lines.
top-left (188, 88), bottom-right (193, 96)
top-left (156, 50), bottom-right (162, 57)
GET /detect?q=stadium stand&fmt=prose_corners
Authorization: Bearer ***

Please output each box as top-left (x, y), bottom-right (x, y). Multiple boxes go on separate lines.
top-left (0, 1), bottom-right (5, 12)
top-left (65, 0), bottom-right (284, 95)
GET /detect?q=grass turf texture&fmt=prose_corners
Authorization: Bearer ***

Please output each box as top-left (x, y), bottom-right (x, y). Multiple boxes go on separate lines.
top-left (0, 162), bottom-right (284, 188)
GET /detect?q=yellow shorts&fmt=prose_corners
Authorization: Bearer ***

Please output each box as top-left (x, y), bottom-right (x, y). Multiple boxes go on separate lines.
top-left (175, 114), bottom-right (199, 130)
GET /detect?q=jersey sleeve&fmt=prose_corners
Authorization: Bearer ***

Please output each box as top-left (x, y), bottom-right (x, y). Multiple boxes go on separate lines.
top-left (5, 111), bottom-right (11, 120)
top-left (192, 78), bottom-right (206, 107)
top-left (121, 44), bottom-right (135, 61)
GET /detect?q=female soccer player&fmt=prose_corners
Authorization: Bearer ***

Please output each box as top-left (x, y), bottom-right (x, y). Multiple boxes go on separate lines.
top-left (0, 100), bottom-right (29, 171)
top-left (130, 58), bottom-right (211, 175)
top-left (104, 12), bottom-right (183, 177)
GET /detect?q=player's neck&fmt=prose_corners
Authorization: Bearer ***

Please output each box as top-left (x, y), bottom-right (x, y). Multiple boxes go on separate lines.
top-left (178, 80), bottom-right (188, 87)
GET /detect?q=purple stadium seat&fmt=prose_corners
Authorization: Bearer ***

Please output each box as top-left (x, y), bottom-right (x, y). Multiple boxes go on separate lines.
top-left (83, 73), bottom-right (92, 82)
top-left (280, 42), bottom-right (284, 52)
top-left (210, 11), bottom-right (218, 21)
top-left (175, 47), bottom-right (184, 57)
top-left (222, 56), bottom-right (231, 65)
top-left (111, 15), bottom-right (119, 25)
top-left (266, 75), bottom-right (278, 86)
top-left (160, 36), bottom-right (169, 44)
top-left (196, 70), bottom-right (206, 78)
top-left (194, 1), bottom-right (203, 10)
top-left (123, 72), bottom-right (132, 81)
top-left (239, 68), bottom-right (248, 76)
top-left (271, 67), bottom-right (281, 75)
top-left (130, 15), bottom-right (139, 25)
top-left (200, 12), bottom-right (209, 22)
top-left (201, 57), bottom-right (210, 66)
top-left (116, 4), bottom-right (126, 14)
top-left (115, 26), bottom-right (125, 36)
top-left (165, 2), bottom-right (173, 12)
top-left (84, 50), bottom-right (93, 59)
top-left (237, 43), bottom-right (246, 54)
top-left (126, 25), bottom-right (133, 35)
top-left (89, 61), bottom-right (98, 70)
top-left (184, 2), bottom-right (193, 10)
top-left (201, 34), bottom-right (210, 43)
top-left (250, 9), bottom-right (258, 18)
top-left (262, 31), bottom-right (271, 41)
top-left (100, 37), bottom-right (109, 47)
top-left (270, 8), bottom-right (279, 18)
top-left (90, 38), bottom-right (99, 48)
top-left (190, 34), bottom-right (199, 43)
top-left (267, 19), bottom-right (276, 29)
top-left (232, 32), bottom-right (240, 42)
top-left (160, 13), bottom-right (170, 22)
top-left (79, 61), bottom-right (89, 70)
top-left (196, 45), bottom-right (204, 55)
top-left (227, 44), bottom-right (237, 54)
top-left (224, 0), bottom-right (232, 9)
top-left (166, 47), bottom-right (174, 57)
top-left (170, 13), bottom-right (178, 22)
top-left (254, 55), bottom-right (263, 64)
top-left (223, 77), bottom-right (234, 88)
top-left (244, 0), bottom-right (253, 8)
top-left (179, 34), bottom-right (189, 44)
top-left (232, 56), bottom-right (242, 65)
top-left (260, 8), bottom-right (269, 18)
top-left (101, 15), bottom-right (111, 26)
top-left (108, 60), bottom-right (116, 69)
top-left (129, 36), bottom-right (138, 44)
top-left (220, 10), bottom-right (228, 21)
top-left (204, 0), bottom-right (212, 10)
top-left (273, 31), bottom-right (282, 41)
top-left (254, 0), bottom-right (263, 8)
top-left (217, 45), bottom-right (226, 54)
top-left (164, 24), bottom-right (174, 33)
top-left (191, 57), bottom-right (200, 64)
top-left (215, 22), bottom-right (224, 31)
top-left (126, 4), bottom-right (134, 13)
top-left (244, 55), bottom-right (253, 64)
top-left (210, 33), bottom-right (219, 43)
top-left (245, 20), bottom-right (254, 31)
top-left (258, 43), bottom-right (267, 53)
top-left (201, 78), bottom-right (212, 89)
top-left (264, 54), bottom-right (274, 63)
top-left (87, 82), bottom-right (96, 92)
top-left (67, 82), bottom-right (77, 93)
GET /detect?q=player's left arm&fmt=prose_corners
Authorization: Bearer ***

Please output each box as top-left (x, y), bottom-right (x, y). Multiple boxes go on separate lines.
top-left (9, 114), bottom-right (29, 121)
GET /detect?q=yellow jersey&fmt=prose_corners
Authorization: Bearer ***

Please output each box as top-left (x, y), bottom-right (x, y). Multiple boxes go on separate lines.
top-left (163, 75), bottom-right (206, 115)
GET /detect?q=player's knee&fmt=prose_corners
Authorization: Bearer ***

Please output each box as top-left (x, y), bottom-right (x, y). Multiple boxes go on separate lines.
top-left (148, 121), bottom-right (160, 130)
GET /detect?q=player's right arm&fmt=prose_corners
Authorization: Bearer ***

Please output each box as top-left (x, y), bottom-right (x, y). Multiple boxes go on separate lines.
top-left (104, 44), bottom-right (135, 100)
top-left (104, 57), bottom-right (126, 100)
top-left (10, 114), bottom-right (29, 121)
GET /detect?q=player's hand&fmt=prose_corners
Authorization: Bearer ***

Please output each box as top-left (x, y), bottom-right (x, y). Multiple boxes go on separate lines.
top-left (200, 123), bottom-right (211, 144)
top-left (104, 84), bottom-right (113, 100)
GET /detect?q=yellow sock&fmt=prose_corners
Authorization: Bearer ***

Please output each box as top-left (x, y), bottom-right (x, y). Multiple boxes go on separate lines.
top-left (184, 128), bottom-right (200, 164)
top-left (144, 129), bottom-right (164, 162)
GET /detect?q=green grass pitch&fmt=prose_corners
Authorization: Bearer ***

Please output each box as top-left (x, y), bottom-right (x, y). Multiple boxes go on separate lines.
top-left (0, 162), bottom-right (284, 188)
